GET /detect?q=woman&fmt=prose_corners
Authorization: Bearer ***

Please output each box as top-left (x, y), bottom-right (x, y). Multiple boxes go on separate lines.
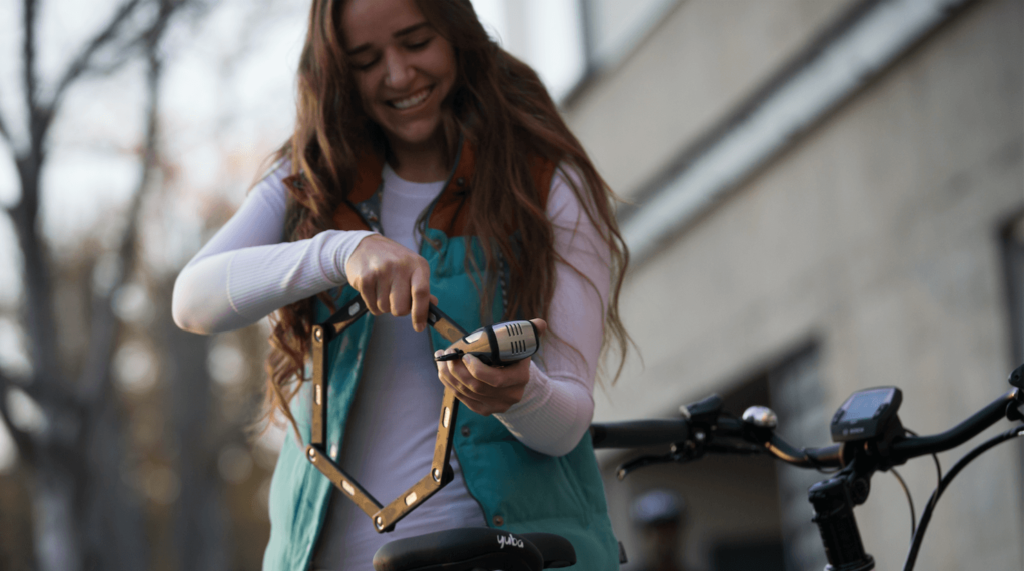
top-left (172, 0), bottom-right (629, 569)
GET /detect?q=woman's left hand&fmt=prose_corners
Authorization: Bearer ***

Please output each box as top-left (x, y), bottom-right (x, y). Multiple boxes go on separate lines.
top-left (435, 318), bottom-right (547, 416)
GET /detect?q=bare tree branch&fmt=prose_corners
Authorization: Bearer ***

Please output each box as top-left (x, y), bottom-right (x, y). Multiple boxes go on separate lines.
top-left (45, 0), bottom-right (145, 116)
top-left (1, 1), bottom-right (217, 569)
top-left (22, 0), bottom-right (38, 125)
top-left (77, 3), bottom-right (171, 406)
top-left (9, 171), bottom-right (60, 387)
top-left (12, 0), bottom-right (191, 387)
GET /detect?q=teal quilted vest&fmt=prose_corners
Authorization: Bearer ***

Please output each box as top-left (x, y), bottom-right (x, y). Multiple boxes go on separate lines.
top-left (262, 142), bottom-right (619, 570)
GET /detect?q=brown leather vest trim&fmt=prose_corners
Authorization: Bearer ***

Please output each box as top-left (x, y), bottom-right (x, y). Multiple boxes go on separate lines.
top-left (330, 139), bottom-right (556, 237)
top-left (425, 141), bottom-right (475, 236)
top-left (330, 151), bottom-right (384, 232)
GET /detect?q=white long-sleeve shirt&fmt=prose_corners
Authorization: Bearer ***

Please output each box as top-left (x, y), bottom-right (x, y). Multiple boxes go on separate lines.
top-left (172, 161), bottom-right (611, 570)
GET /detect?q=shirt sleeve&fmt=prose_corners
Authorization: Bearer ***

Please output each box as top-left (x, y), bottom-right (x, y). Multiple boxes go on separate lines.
top-left (491, 165), bottom-right (611, 456)
top-left (171, 162), bottom-right (377, 334)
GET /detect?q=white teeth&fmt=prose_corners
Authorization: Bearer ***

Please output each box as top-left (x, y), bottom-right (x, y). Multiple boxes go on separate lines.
top-left (391, 88), bottom-right (431, 110)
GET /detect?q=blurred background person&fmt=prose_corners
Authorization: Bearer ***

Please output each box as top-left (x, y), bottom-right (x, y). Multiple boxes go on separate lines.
top-left (631, 489), bottom-right (691, 571)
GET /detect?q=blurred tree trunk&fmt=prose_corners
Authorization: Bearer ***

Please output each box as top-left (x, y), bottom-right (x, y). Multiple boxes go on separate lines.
top-left (0, 1), bottom-right (199, 569)
top-left (159, 282), bottom-right (230, 571)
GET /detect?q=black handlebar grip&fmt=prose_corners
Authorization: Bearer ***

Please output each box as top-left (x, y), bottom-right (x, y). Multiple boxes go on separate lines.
top-left (589, 420), bottom-right (691, 449)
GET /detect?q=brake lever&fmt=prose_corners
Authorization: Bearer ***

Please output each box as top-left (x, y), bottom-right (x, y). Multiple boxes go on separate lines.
top-left (614, 396), bottom-right (750, 481)
top-left (615, 437), bottom-right (709, 480)
top-left (615, 454), bottom-right (679, 480)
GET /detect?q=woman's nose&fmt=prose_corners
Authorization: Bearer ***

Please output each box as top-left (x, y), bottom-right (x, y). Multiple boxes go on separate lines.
top-left (383, 49), bottom-right (413, 89)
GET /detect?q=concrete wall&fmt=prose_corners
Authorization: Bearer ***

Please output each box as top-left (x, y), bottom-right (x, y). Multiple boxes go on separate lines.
top-left (566, 0), bottom-right (1024, 569)
top-left (565, 0), bottom-right (859, 200)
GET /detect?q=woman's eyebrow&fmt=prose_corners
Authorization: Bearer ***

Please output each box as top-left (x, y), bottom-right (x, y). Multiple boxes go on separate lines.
top-left (394, 22), bottom-right (430, 38)
top-left (346, 22), bottom-right (431, 55)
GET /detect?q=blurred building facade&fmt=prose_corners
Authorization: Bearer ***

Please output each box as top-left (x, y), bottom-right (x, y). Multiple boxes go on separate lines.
top-left (559, 0), bottom-right (1023, 570)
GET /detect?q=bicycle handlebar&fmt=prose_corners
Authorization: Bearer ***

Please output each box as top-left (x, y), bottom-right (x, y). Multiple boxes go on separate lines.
top-left (888, 388), bottom-right (1020, 461)
top-left (761, 389), bottom-right (1020, 468)
top-left (590, 366), bottom-right (1023, 571)
top-left (589, 388), bottom-right (1022, 471)
top-left (765, 437), bottom-right (844, 468)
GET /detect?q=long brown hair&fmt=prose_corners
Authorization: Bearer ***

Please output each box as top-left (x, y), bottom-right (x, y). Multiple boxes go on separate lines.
top-left (262, 0), bottom-right (631, 436)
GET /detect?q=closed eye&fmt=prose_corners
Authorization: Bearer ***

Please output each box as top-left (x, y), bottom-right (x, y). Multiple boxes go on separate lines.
top-left (354, 57), bottom-right (382, 71)
top-left (349, 34), bottom-right (434, 71)
top-left (354, 58), bottom-right (379, 71)
top-left (406, 37), bottom-right (433, 50)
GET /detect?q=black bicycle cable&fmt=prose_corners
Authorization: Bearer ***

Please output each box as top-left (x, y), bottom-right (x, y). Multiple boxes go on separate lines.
top-left (902, 424), bottom-right (1024, 571)
top-left (888, 427), bottom-right (940, 541)
top-left (889, 466), bottom-right (916, 540)
top-left (929, 452), bottom-right (942, 487)
top-left (904, 428), bottom-right (943, 487)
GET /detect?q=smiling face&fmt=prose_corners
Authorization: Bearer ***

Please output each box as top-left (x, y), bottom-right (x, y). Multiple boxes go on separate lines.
top-left (341, 0), bottom-right (457, 156)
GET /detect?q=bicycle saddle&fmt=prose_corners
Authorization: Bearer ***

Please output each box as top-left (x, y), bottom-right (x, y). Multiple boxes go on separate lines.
top-left (372, 527), bottom-right (577, 571)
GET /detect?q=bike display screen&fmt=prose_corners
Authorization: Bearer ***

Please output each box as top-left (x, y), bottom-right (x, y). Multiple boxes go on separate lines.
top-left (831, 386), bottom-right (902, 443)
top-left (842, 389), bottom-right (892, 421)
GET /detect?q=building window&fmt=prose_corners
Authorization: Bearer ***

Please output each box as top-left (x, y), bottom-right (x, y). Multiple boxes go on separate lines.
top-left (598, 345), bottom-right (834, 571)
top-left (766, 345), bottom-right (830, 571)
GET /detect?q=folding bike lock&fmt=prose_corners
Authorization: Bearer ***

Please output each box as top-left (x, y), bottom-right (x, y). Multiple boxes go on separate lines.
top-left (305, 296), bottom-right (469, 533)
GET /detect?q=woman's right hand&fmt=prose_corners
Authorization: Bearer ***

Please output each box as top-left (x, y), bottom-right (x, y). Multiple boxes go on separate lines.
top-left (344, 234), bottom-right (436, 332)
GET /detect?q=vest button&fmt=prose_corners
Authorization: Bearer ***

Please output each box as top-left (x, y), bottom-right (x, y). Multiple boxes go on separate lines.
top-left (456, 177), bottom-right (465, 186)
top-left (492, 515), bottom-right (504, 527)
top-left (461, 426), bottom-right (471, 437)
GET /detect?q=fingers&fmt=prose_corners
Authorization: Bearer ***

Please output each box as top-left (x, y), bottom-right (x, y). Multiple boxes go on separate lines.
top-left (434, 351), bottom-right (529, 416)
top-left (410, 264), bottom-right (431, 333)
top-left (359, 281), bottom-right (380, 316)
top-left (344, 235), bottom-right (430, 322)
top-left (377, 275), bottom-right (393, 315)
top-left (439, 383), bottom-right (490, 415)
top-left (529, 318), bottom-right (548, 338)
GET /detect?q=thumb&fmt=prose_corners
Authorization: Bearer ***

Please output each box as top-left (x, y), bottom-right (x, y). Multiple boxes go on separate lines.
top-left (529, 318), bottom-right (548, 338)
